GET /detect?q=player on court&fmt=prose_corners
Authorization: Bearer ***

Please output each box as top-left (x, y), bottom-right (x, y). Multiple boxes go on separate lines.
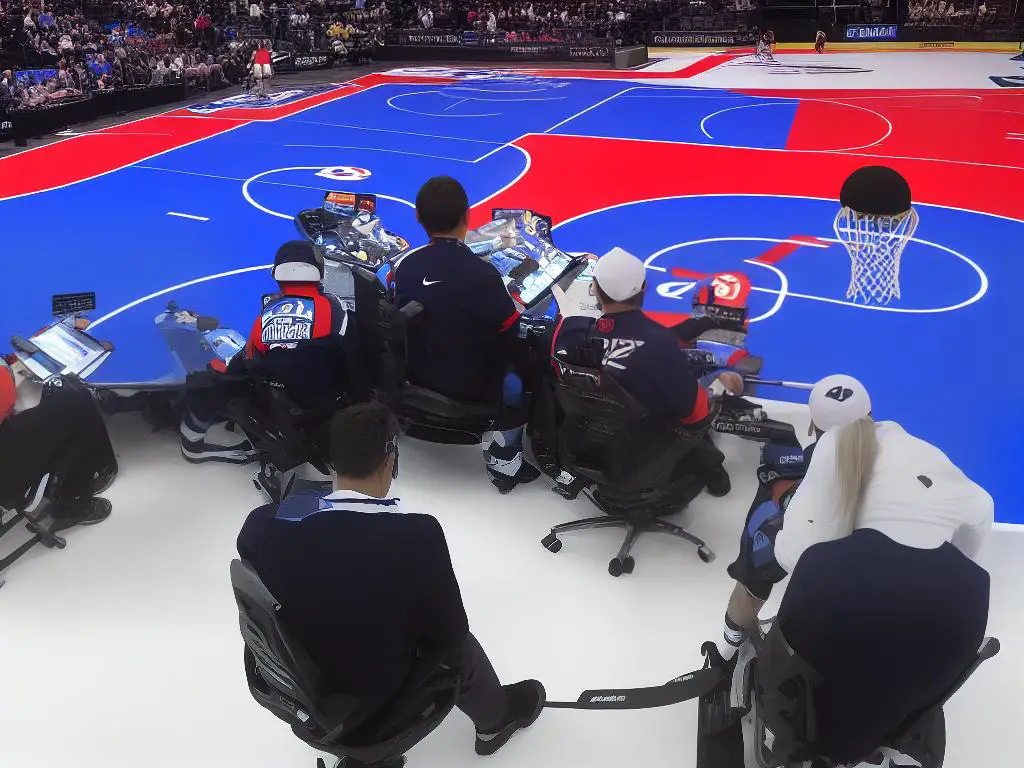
top-left (251, 40), bottom-right (272, 98)
top-left (714, 373), bottom-right (993, 664)
top-left (815, 30), bottom-right (826, 54)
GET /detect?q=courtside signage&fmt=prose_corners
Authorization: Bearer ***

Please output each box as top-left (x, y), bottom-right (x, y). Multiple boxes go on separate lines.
top-left (844, 25), bottom-right (899, 41)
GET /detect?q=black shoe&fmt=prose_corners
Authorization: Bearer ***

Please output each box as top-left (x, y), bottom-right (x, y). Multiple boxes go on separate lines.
top-left (91, 464), bottom-right (118, 495)
top-left (475, 679), bottom-right (546, 756)
top-left (50, 497), bottom-right (112, 531)
top-left (486, 452), bottom-right (541, 494)
top-left (705, 466), bottom-right (731, 498)
top-left (699, 641), bottom-right (741, 735)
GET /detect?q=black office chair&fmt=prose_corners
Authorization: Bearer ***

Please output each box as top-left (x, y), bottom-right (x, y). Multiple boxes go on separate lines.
top-left (540, 358), bottom-right (716, 577)
top-left (230, 559), bottom-right (460, 768)
top-left (0, 473), bottom-right (67, 588)
top-left (352, 269), bottom-right (499, 446)
top-left (226, 378), bottom-right (342, 503)
top-left (731, 623), bottom-right (999, 768)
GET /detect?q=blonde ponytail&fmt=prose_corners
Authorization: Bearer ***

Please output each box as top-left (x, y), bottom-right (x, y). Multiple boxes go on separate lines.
top-left (833, 417), bottom-right (878, 534)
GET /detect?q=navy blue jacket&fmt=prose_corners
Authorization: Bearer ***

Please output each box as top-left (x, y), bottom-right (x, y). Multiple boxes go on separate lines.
top-left (237, 491), bottom-right (469, 718)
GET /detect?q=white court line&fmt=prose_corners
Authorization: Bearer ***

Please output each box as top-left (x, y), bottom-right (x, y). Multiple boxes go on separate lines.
top-left (240, 166), bottom-right (415, 221)
top-left (289, 119), bottom-right (505, 145)
top-left (546, 131), bottom-right (1024, 179)
top-left (282, 143), bottom-right (475, 163)
top-left (134, 164), bottom-right (377, 194)
top-left (90, 265), bottom-right (272, 328)
top-left (444, 98), bottom-right (468, 112)
top-left (559, 200), bottom-right (989, 314)
top-left (744, 259), bottom-right (790, 322)
top-left (699, 98), bottom-right (893, 153)
top-left (0, 78), bottom-right (387, 202)
top-left (166, 211), bottom-right (209, 221)
top-left (541, 86), bottom-right (639, 134)
top-left (386, 90), bottom-right (499, 118)
top-left (468, 144), bottom-right (533, 210)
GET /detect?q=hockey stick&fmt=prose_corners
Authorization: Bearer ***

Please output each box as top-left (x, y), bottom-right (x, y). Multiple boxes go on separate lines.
top-left (745, 376), bottom-right (814, 392)
top-left (544, 666), bottom-right (722, 711)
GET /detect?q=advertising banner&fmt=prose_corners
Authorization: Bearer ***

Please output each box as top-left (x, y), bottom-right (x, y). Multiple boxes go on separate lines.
top-left (648, 30), bottom-right (754, 46)
top-left (843, 24), bottom-right (899, 41)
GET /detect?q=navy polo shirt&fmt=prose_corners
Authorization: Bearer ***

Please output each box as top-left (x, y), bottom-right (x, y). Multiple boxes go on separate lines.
top-left (393, 238), bottom-right (520, 403)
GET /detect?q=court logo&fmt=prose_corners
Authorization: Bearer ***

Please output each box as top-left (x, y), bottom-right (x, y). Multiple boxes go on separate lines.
top-left (825, 385), bottom-right (855, 403)
top-left (712, 273), bottom-right (743, 302)
top-left (316, 166), bottom-right (372, 182)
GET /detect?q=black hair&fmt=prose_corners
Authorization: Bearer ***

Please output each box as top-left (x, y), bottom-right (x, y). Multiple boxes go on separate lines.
top-left (415, 176), bottom-right (469, 235)
top-left (594, 282), bottom-right (644, 309)
top-left (329, 402), bottom-right (398, 479)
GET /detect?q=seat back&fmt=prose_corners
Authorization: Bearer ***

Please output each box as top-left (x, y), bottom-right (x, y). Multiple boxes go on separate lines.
top-left (751, 622), bottom-right (1000, 768)
top-left (231, 559), bottom-right (460, 761)
top-left (552, 358), bottom-right (704, 494)
top-left (227, 376), bottom-right (337, 474)
top-left (231, 559), bottom-right (359, 743)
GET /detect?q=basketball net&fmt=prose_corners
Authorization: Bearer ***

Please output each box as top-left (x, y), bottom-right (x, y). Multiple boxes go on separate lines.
top-left (832, 206), bottom-right (919, 305)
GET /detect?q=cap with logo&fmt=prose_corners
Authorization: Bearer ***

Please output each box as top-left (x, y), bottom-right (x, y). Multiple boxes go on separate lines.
top-left (808, 373), bottom-right (872, 432)
top-left (593, 247), bottom-right (647, 303)
top-left (272, 240), bottom-right (325, 283)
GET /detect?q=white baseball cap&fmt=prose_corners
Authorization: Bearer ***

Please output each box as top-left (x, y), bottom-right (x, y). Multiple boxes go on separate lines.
top-left (593, 247), bottom-right (647, 303)
top-left (808, 374), bottom-right (872, 432)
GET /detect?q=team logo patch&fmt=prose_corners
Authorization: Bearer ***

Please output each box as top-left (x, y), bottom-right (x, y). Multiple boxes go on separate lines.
top-left (261, 297), bottom-right (315, 346)
top-left (711, 273), bottom-right (743, 302)
top-left (316, 166), bottom-right (372, 182)
top-left (596, 318), bottom-right (615, 333)
top-left (825, 385), bottom-right (855, 402)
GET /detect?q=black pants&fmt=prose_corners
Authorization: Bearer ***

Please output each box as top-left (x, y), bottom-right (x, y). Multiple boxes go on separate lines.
top-left (0, 380), bottom-right (115, 513)
top-left (778, 529), bottom-right (990, 763)
top-left (355, 633), bottom-right (508, 738)
top-left (184, 367), bottom-right (255, 426)
top-left (452, 633), bottom-right (509, 730)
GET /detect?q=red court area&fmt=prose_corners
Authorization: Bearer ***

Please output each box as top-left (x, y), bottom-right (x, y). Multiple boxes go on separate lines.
top-left (766, 89), bottom-right (1024, 168)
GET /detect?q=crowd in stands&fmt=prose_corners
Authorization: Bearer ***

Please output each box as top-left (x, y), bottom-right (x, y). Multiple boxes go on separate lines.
top-left (906, 0), bottom-right (1015, 28)
top-left (0, 0), bottom-right (384, 113)
top-left (398, 1), bottom-right (648, 44)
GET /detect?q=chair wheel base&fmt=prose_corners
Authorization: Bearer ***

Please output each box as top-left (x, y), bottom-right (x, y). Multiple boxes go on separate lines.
top-left (541, 533), bottom-right (562, 553)
top-left (698, 546), bottom-right (715, 564)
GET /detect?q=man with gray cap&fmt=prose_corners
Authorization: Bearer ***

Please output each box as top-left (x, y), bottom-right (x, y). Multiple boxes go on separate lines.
top-left (714, 372), bottom-right (993, 663)
top-left (550, 247), bottom-right (734, 496)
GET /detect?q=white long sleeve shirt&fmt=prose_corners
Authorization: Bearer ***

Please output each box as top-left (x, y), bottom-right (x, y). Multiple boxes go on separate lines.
top-left (774, 421), bottom-right (994, 574)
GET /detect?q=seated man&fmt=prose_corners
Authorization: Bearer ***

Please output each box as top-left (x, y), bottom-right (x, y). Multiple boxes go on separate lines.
top-left (392, 176), bottom-right (539, 492)
top-left (237, 403), bottom-right (545, 759)
top-left (549, 247), bottom-right (735, 496)
top-left (180, 240), bottom-right (368, 463)
top-left (0, 358), bottom-right (116, 524)
top-left (713, 373), bottom-right (994, 665)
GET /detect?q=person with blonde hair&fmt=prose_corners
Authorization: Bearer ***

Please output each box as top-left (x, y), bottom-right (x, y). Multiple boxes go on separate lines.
top-left (714, 373), bottom-right (993, 663)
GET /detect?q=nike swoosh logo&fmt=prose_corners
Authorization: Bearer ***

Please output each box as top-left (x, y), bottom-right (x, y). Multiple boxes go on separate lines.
top-left (422, 279), bottom-right (441, 286)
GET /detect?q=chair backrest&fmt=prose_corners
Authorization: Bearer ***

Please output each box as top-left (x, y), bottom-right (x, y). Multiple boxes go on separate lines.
top-left (753, 621), bottom-right (1000, 767)
top-left (552, 357), bottom-right (698, 489)
top-left (231, 559), bottom-right (460, 761)
top-left (230, 559), bottom-right (359, 743)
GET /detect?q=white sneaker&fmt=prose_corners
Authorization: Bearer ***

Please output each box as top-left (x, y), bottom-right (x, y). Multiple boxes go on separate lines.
top-left (180, 421), bottom-right (257, 465)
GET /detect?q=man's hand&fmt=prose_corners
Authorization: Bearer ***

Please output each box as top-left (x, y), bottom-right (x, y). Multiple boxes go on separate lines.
top-left (551, 282), bottom-right (601, 319)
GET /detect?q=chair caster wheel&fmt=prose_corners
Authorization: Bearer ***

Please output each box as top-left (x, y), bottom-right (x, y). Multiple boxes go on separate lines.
top-left (698, 546), bottom-right (715, 563)
top-left (621, 556), bottom-right (635, 574)
top-left (608, 558), bottom-right (625, 577)
top-left (542, 534), bottom-right (562, 553)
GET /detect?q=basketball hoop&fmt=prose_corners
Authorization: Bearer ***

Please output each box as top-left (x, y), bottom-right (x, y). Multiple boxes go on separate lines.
top-left (832, 166), bottom-right (919, 305)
